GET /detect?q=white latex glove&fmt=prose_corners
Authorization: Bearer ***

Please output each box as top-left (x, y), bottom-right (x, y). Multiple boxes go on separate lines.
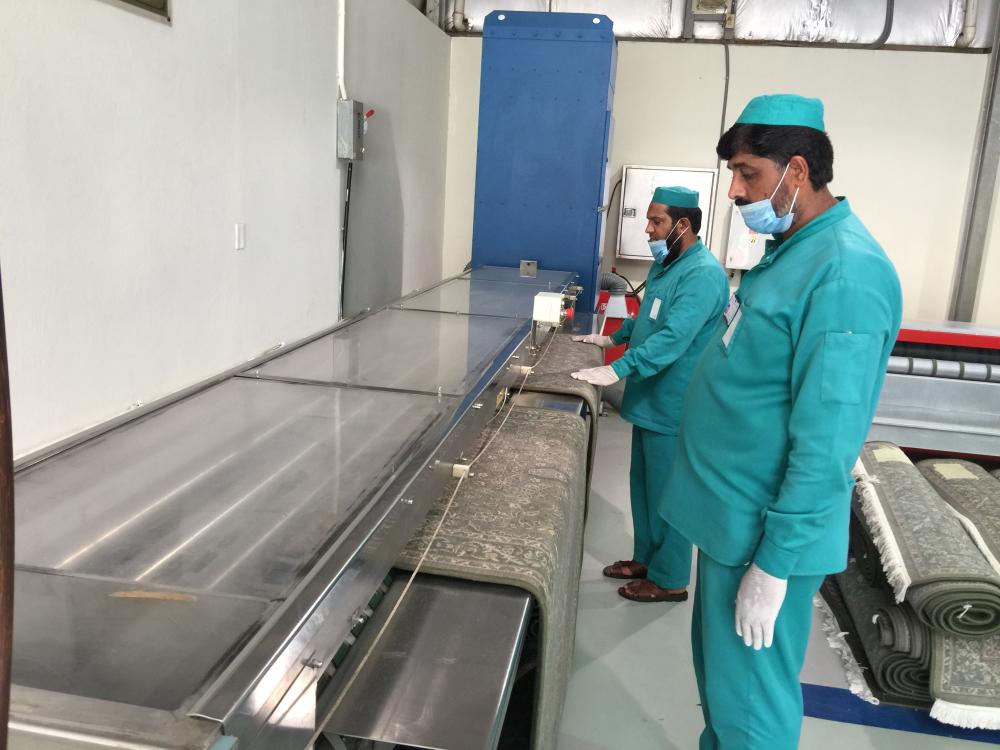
top-left (571, 366), bottom-right (620, 387)
top-left (735, 563), bottom-right (788, 650)
top-left (572, 334), bottom-right (614, 348)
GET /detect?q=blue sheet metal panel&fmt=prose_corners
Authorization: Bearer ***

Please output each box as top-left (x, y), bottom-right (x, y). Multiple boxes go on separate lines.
top-left (471, 11), bottom-right (616, 313)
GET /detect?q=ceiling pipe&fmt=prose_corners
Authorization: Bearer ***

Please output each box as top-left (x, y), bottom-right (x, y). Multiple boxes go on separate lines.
top-left (453, 0), bottom-right (468, 32)
top-left (958, 0), bottom-right (979, 48)
top-left (868, 0), bottom-right (895, 49)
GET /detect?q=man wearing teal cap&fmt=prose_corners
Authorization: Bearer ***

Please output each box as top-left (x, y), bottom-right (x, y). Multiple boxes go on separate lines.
top-left (664, 94), bottom-right (902, 748)
top-left (570, 186), bottom-right (728, 603)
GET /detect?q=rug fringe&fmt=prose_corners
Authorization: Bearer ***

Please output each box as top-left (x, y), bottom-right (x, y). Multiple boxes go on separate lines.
top-left (853, 459), bottom-right (912, 602)
top-left (814, 594), bottom-right (879, 705)
top-left (931, 699), bottom-right (1000, 730)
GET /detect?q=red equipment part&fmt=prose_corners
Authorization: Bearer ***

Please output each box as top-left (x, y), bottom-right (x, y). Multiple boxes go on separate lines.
top-left (597, 290), bottom-right (640, 366)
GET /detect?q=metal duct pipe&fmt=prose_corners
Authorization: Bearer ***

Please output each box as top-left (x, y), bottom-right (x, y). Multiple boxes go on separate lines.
top-left (950, 8), bottom-right (1000, 320)
top-left (959, 0), bottom-right (979, 47)
top-left (869, 0), bottom-right (895, 48)
top-left (453, 0), bottom-right (468, 32)
top-left (337, 0), bottom-right (348, 101)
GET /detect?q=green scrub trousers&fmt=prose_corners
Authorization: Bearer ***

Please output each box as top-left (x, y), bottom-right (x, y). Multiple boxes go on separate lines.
top-left (692, 551), bottom-right (824, 750)
top-left (630, 426), bottom-right (691, 589)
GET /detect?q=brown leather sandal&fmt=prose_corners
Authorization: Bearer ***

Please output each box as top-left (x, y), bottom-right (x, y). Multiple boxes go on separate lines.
top-left (618, 579), bottom-right (689, 603)
top-left (602, 560), bottom-right (648, 580)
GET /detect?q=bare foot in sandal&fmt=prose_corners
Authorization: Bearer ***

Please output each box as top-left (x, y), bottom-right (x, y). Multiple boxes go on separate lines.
top-left (602, 560), bottom-right (648, 580)
top-left (618, 579), bottom-right (688, 603)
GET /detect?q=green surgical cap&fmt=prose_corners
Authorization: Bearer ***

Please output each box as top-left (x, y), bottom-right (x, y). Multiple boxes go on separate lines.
top-left (651, 186), bottom-right (699, 209)
top-left (735, 94), bottom-right (825, 132)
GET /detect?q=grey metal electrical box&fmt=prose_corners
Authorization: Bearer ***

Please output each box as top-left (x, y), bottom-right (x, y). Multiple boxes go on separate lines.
top-left (337, 99), bottom-right (365, 160)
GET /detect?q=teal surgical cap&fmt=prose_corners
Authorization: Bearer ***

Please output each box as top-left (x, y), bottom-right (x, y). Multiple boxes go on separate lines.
top-left (651, 186), bottom-right (700, 209)
top-left (735, 94), bottom-right (826, 132)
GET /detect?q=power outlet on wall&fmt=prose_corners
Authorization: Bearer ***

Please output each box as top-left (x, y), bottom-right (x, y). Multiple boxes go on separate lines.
top-left (235, 223), bottom-right (246, 251)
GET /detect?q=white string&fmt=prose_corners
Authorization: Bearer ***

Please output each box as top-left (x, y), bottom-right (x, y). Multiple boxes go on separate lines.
top-left (308, 326), bottom-right (564, 745)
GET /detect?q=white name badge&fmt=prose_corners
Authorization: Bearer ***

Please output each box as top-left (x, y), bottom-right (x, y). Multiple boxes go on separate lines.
top-left (723, 294), bottom-right (741, 326)
top-left (722, 308), bottom-right (742, 350)
top-left (649, 298), bottom-right (662, 321)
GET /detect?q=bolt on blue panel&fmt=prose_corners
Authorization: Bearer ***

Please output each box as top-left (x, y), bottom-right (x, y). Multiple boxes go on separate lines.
top-left (471, 11), bottom-right (617, 314)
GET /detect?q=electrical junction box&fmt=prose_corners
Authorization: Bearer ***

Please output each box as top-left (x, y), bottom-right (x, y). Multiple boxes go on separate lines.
top-left (532, 292), bottom-right (565, 327)
top-left (337, 99), bottom-right (365, 160)
top-left (616, 165), bottom-right (718, 261)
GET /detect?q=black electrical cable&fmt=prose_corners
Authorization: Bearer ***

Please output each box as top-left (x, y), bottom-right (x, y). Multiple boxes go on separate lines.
top-left (603, 177), bottom-right (623, 214)
top-left (340, 160), bottom-right (354, 320)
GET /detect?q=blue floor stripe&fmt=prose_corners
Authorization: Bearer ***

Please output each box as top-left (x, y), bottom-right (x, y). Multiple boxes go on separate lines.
top-left (802, 683), bottom-right (1000, 744)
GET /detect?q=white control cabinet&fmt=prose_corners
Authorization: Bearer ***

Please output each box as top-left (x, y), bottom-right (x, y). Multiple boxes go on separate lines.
top-left (615, 165), bottom-right (718, 261)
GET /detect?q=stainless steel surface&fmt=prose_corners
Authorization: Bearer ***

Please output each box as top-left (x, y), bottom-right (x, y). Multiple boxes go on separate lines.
top-left (9, 685), bottom-right (222, 750)
top-left (15, 379), bottom-right (449, 601)
top-left (322, 576), bottom-right (532, 750)
top-left (13, 307), bottom-right (382, 473)
top-left (463, 264), bottom-right (574, 287)
top-left (399, 277), bottom-right (565, 319)
top-left (871, 372), bottom-right (1000, 456)
top-left (10, 265), bottom-right (570, 749)
top-left (511, 391), bottom-right (585, 416)
top-left (951, 7), bottom-right (1000, 319)
top-left (12, 569), bottom-right (269, 712)
top-left (244, 309), bottom-right (525, 395)
top-left (190, 335), bottom-right (532, 743)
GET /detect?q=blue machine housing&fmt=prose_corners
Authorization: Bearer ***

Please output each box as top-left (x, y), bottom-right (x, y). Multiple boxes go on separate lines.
top-left (470, 11), bottom-right (617, 313)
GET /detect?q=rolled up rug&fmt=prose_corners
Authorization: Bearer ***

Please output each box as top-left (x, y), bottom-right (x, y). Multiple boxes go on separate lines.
top-left (929, 628), bottom-right (1000, 729)
top-left (850, 499), bottom-right (889, 590)
top-left (918, 459), bottom-right (1000, 576)
top-left (833, 563), bottom-right (932, 707)
top-left (875, 601), bottom-right (931, 662)
top-left (854, 443), bottom-right (1000, 637)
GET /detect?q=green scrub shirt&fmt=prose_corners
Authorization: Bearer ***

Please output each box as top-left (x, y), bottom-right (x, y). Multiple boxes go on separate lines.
top-left (610, 241), bottom-right (729, 436)
top-left (664, 199), bottom-right (902, 579)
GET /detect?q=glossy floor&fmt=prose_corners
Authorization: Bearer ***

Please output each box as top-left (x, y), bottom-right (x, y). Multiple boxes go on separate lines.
top-left (556, 411), bottom-right (998, 750)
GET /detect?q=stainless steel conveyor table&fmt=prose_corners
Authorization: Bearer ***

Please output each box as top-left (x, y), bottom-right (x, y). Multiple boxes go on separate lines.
top-left (9, 266), bottom-right (578, 750)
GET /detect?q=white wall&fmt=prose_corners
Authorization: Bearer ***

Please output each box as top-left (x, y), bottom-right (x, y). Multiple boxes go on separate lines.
top-left (441, 38), bottom-right (988, 322)
top-left (441, 38), bottom-right (484, 278)
top-left (344, 0), bottom-right (451, 312)
top-left (0, 0), bottom-right (450, 456)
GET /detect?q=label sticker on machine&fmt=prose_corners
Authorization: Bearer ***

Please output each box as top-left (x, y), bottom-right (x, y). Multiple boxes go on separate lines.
top-left (649, 298), bottom-right (662, 321)
top-left (724, 294), bottom-right (741, 326)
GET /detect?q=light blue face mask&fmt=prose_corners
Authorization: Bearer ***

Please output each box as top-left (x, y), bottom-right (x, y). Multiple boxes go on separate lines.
top-left (738, 163), bottom-right (800, 235)
top-left (648, 221), bottom-right (688, 264)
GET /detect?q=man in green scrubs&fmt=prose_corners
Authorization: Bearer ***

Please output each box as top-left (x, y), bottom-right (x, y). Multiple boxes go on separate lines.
top-left (664, 95), bottom-right (902, 748)
top-left (571, 187), bottom-right (728, 603)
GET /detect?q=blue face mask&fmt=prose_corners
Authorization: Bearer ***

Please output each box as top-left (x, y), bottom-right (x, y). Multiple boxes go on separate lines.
top-left (738, 163), bottom-right (800, 235)
top-left (648, 221), bottom-right (688, 265)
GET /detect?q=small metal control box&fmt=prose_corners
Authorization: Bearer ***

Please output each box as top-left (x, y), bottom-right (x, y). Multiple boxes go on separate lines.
top-left (337, 99), bottom-right (365, 160)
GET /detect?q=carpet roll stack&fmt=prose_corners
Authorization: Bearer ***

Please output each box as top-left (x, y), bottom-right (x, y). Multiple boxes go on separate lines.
top-left (821, 442), bottom-right (1000, 730)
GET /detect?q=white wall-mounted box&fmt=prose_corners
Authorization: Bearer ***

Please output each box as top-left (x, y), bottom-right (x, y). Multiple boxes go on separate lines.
top-left (616, 165), bottom-right (718, 261)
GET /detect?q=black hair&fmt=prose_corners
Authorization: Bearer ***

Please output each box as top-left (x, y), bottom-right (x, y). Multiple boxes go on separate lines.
top-left (716, 124), bottom-right (834, 190)
top-left (665, 205), bottom-right (703, 236)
